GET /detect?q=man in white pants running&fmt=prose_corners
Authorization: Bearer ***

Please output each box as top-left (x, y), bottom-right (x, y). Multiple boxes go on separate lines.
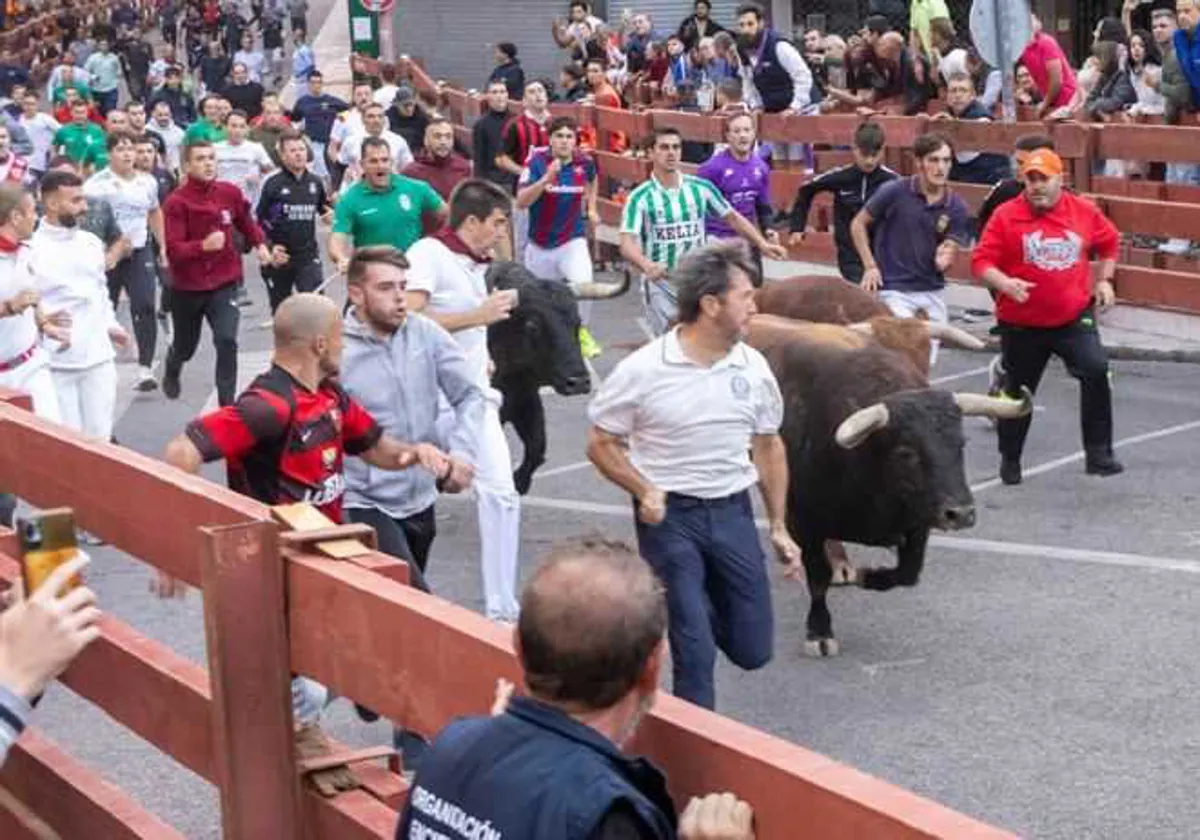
top-left (405, 178), bottom-right (522, 622)
top-left (30, 170), bottom-right (129, 441)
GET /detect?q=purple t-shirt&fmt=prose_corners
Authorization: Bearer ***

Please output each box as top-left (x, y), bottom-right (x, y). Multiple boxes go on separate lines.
top-left (697, 149), bottom-right (772, 239)
top-left (864, 176), bottom-right (971, 292)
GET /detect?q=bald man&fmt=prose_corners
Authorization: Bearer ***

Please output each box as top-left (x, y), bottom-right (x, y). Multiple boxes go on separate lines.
top-left (396, 536), bottom-right (757, 840)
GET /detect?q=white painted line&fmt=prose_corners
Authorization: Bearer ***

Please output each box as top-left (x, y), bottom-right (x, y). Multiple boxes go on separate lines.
top-left (534, 460), bottom-right (595, 480)
top-left (930, 364), bottom-right (992, 386)
top-left (492, 494), bottom-right (1200, 573)
top-left (971, 418), bottom-right (1200, 493)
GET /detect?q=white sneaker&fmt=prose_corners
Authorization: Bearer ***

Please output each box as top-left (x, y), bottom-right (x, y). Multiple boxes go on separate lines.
top-left (135, 366), bottom-right (159, 392)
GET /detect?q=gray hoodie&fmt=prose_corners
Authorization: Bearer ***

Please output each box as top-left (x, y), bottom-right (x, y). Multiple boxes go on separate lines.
top-left (341, 309), bottom-right (484, 519)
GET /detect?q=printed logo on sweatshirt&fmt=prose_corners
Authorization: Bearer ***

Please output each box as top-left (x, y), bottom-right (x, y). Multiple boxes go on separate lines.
top-left (1022, 230), bottom-right (1083, 271)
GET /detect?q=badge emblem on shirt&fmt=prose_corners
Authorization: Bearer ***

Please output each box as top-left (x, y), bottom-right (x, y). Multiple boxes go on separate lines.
top-left (309, 183), bottom-right (317, 195)
top-left (321, 447), bottom-right (336, 469)
top-left (399, 194), bottom-right (413, 211)
top-left (730, 374), bottom-right (751, 401)
top-left (281, 187), bottom-right (290, 195)
top-left (220, 209), bottom-right (232, 225)
top-left (936, 214), bottom-right (949, 235)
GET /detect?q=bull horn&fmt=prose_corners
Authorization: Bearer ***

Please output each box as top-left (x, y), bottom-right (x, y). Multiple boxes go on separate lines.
top-left (835, 403), bottom-right (890, 449)
top-left (847, 321), bottom-right (875, 336)
top-left (926, 321), bottom-right (986, 350)
top-left (572, 269), bottom-right (632, 300)
top-left (953, 386), bottom-right (1034, 419)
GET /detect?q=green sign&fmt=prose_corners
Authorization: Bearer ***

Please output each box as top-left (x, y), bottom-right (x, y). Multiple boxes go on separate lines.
top-left (348, 0), bottom-right (379, 58)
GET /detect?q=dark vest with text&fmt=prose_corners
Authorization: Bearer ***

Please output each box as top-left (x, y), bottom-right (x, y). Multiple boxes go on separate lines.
top-left (395, 697), bottom-right (677, 839)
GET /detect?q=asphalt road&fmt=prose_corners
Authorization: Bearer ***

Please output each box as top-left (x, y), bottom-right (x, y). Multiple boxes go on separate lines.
top-left (22, 245), bottom-right (1200, 839)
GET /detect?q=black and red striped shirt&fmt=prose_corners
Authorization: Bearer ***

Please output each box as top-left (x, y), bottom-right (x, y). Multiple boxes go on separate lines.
top-left (502, 113), bottom-right (549, 173)
top-left (186, 365), bottom-right (382, 522)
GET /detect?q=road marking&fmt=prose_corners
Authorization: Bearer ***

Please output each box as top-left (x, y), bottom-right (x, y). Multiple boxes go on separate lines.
top-left (489, 494), bottom-right (1200, 572)
top-left (930, 364), bottom-right (992, 386)
top-left (971, 418), bottom-right (1200, 493)
top-left (534, 460), bottom-right (595, 480)
top-left (861, 657), bottom-right (927, 678)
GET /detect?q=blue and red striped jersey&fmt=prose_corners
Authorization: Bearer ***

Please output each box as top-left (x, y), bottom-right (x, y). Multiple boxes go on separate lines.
top-left (520, 149), bottom-right (597, 249)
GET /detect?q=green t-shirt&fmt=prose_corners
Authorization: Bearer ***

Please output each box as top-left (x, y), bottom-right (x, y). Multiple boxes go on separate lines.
top-left (53, 122), bottom-right (107, 167)
top-left (51, 80), bottom-right (91, 105)
top-left (333, 174), bottom-right (444, 251)
top-left (184, 119), bottom-right (228, 146)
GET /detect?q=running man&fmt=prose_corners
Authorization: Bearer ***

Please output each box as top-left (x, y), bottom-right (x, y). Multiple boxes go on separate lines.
top-left (515, 114), bottom-right (602, 358)
top-left (619, 126), bottom-right (786, 335)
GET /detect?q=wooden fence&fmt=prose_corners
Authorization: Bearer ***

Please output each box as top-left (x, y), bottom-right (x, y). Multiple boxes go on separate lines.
top-left (0, 391), bottom-right (1020, 837)
top-left (358, 53), bottom-right (1200, 315)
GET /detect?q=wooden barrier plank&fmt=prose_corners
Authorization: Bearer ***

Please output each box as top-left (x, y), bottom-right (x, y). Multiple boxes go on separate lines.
top-left (769, 169), bottom-right (808, 213)
top-left (1114, 265), bottom-right (1200, 310)
top-left (1097, 195), bottom-right (1200, 240)
top-left (0, 402), bottom-right (268, 587)
top-left (594, 106), bottom-right (650, 140)
top-left (594, 150), bottom-right (650, 183)
top-left (650, 108), bottom-right (728, 143)
top-left (285, 555), bottom-right (1012, 839)
top-left (759, 113), bottom-right (861, 145)
top-left (303, 789), bottom-right (397, 840)
top-left (0, 730), bottom-right (185, 840)
top-left (201, 521), bottom-right (303, 840)
top-left (924, 119), bottom-right (1047, 155)
top-left (1094, 123), bottom-right (1200, 164)
top-left (0, 786), bottom-right (56, 839)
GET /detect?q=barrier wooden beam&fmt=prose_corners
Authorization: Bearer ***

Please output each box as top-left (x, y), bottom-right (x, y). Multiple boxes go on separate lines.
top-left (594, 150), bottom-right (650, 183)
top-left (650, 108), bottom-right (729, 143)
top-left (594, 106), bottom-right (651, 140)
top-left (759, 113), bottom-right (862, 145)
top-left (0, 399), bottom-right (267, 588)
top-left (1094, 122), bottom-right (1200, 164)
top-left (928, 120), bottom-right (1054, 155)
top-left (201, 521), bottom-right (303, 840)
top-left (1096, 195), bottom-right (1200, 241)
top-left (1112, 265), bottom-right (1200, 311)
top-left (0, 730), bottom-right (185, 840)
top-left (284, 555), bottom-right (1013, 839)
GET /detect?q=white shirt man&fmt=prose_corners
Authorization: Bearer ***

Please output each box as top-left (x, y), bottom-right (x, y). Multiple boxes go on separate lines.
top-left (17, 102), bottom-right (58, 175)
top-left (405, 181), bottom-right (521, 622)
top-left (30, 174), bottom-right (129, 441)
top-left (215, 114), bottom-right (275, 205)
top-left (0, 196), bottom-right (58, 422)
top-left (147, 105), bottom-right (185, 173)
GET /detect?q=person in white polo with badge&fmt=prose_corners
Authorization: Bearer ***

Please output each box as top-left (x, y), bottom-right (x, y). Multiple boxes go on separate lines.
top-left (586, 240), bottom-right (801, 711)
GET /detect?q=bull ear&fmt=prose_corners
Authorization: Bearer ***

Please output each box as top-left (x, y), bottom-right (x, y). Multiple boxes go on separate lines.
top-left (835, 403), bottom-right (890, 449)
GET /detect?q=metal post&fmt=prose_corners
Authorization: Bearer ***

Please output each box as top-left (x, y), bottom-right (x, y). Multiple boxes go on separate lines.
top-left (201, 521), bottom-right (303, 840)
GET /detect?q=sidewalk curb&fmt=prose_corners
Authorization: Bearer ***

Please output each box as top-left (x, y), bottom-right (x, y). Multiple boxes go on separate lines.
top-left (960, 337), bottom-right (1200, 363)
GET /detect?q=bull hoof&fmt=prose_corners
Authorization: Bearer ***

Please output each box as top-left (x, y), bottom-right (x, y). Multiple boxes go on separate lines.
top-left (830, 562), bottom-right (859, 586)
top-left (802, 637), bottom-right (840, 658)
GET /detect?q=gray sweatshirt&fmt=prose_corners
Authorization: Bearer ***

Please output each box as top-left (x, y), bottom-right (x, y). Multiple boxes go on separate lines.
top-left (341, 310), bottom-right (484, 519)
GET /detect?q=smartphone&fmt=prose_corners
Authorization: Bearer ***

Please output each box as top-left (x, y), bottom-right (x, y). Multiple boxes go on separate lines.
top-left (18, 509), bottom-right (83, 596)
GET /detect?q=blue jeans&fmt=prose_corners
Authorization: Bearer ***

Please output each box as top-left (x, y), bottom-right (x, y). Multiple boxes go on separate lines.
top-left (95, 88), bottom-right (118, 116)
top-left (635, 490), bottom-right (773, 710)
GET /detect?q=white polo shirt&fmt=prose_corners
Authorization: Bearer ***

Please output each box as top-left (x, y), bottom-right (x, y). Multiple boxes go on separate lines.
top-left (588, 327), bottom-right (784, 499)
top-left (84, 168), bottom-right (160, 249)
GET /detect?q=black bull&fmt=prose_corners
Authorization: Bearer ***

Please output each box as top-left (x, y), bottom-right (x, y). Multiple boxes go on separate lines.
top-left (753, 324), bottom-right (1032, 658)
top-left (486, 262), bottom-right (629, 494)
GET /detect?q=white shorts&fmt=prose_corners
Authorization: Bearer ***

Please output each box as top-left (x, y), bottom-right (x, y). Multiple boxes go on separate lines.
top-left (524, 238), bottom-right (593, 288)
top-left (879, 288), bottom-right (948, 365)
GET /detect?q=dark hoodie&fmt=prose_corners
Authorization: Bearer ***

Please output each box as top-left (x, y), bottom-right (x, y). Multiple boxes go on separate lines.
top-left (402, 149), bottom-right (473, 201)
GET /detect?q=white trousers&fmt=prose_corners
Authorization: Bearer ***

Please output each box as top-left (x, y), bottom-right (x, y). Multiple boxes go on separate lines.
top-left (524, 238), bottom-right (593, 322)
top-left (879, 289), bottom-right (948, 367)
top-left (0, 361), bottom-right (60, 423)
top-left (439, 388), bottom-right (521, 621)
top-left (52, 361), bottom-right (117, 441)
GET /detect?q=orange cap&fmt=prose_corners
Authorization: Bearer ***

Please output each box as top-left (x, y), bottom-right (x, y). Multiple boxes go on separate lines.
top-left (1020, 149), bottom-right (1064, 178)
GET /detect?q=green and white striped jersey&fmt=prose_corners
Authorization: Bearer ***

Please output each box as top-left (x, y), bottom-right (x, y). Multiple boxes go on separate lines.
top-left (619, 173), bottom-right (732, 270)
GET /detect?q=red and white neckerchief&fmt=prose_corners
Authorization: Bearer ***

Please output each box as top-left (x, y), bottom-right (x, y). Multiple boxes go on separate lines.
top-left (0, 154), bottom-right (29, 186)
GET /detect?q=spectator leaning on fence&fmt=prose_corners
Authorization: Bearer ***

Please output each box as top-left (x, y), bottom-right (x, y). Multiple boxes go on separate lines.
top-left (735, 2), bottom-right (815, 116)
top-left (1021, 14), bottom-right (1078, 117)
top-left (933, 73), bottom-right (1012, 185)
top-left (395, 537), bottom-right (758, 840)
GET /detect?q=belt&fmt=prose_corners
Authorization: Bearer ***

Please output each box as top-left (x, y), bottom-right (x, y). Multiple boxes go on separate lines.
top-left (0, 343), bottom-right (36, 373)
top-left (665, 490), bottom-right (748, 508)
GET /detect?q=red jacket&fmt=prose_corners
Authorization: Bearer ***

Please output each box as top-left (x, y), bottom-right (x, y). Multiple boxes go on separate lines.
top-left (402, 150), bottom-right (471, 201)
top-left (163, 177), bottom-right (264, 293)
top-left (971, 191), bottom-right (1119, 328)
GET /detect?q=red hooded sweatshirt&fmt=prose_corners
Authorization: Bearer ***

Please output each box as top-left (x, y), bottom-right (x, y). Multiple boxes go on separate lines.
top-left (402, 150), bottom-right (472, 201)
top-left (971, 191), bottom-right (1119, 328)
top-left (163, 176), bottom-right (264, 293)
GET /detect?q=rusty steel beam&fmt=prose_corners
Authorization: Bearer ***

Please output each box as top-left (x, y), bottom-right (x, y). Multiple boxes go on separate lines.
top-left (201, 521), bottom-right (303, 840)
top-left (285, 554), bottom-right (1013, 839)
top-left (0, 402), bottom-right (268, 587)
top-left (0, 729), bottom-right (185, 840)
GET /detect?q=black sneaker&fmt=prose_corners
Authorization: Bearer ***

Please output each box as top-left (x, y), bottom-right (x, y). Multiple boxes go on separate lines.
top-left (162, 369), bottom-right (181, 400)
top-left (1086, 455), bottom-right (1124, 477)
top-left (1000, 458), bottom-right (1022, 485)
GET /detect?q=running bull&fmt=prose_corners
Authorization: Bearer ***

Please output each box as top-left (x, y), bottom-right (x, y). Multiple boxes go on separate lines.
top-left (746, 315), bottom-right (1031, 657)
top-left (487, 262), bottom-right (629, 494)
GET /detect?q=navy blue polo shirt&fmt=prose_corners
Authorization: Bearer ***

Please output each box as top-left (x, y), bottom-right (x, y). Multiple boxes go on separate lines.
top-left (865, 176), bottom-right (970, 292)
top-left (290, 93), bottom-right (349, 144)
